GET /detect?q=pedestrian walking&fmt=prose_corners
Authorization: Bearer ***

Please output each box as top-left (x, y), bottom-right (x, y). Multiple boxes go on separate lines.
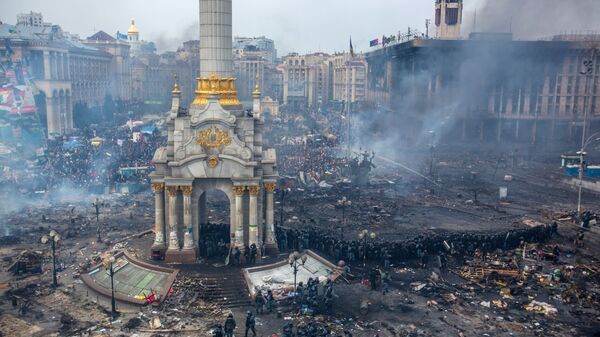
top-left (244, 311), bottom-right (256, 337)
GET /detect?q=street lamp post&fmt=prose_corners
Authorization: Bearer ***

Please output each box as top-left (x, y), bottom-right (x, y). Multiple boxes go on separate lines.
top-left (358, 229), bottom-right (376, 267)
top-left (92, 198), bottom-right (104, 243)
top-left (41, 230), bottom-right (60, 287)
top-left (577, 49), bottom-right (597, 214)
top-left (337, 197), bottom-right (352, 234)
top-left (102, 253), bottom-right (118, 319)
top-left (288, 251), bottom-right (307, 307)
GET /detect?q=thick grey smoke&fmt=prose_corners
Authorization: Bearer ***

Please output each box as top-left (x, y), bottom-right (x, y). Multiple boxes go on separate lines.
top-left (464, 0), bottom-right (600, 38)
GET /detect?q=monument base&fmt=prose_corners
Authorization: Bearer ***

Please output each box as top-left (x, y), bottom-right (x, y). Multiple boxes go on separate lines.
top-left (150, 243), bottom-right (167, 260)
top-left (165, 249), bottom-right (197, 264)
top-left (263, 243), bottom-right (279, 257)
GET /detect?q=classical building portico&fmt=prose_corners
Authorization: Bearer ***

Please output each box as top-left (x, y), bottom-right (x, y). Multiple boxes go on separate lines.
top-left (150, 0), bottom-right (279, 264)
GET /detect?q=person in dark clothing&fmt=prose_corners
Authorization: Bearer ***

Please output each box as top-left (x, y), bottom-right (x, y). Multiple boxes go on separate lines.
top-left (244, 245), bottom-right (250, 264)
top-left (282, 322), bottom-right (294, 337)
top-left (369, 268), bottom-right (379, 290)
top-left (224, 313), bottom-right (236, 337)
top-left (213, 324), bottom-right (225, 337)
top-left (244, 311), bottom-right (256, 337)
top-left (255, 290), bottom-right (265, 314)
top-left (233, 247), bottom-right (241, 266)
top-left (250, 244), bottom-right (258, 264)
top-left (266, 289), bottom-right (275, 313)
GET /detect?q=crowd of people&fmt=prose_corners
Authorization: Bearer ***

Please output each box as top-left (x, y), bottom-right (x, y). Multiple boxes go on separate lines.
top-left (43, 130), bottom-right (160, 189)
top-left (276, 222), bottom-right (558, 268)
top-left (0, 128), bottom-right (162, 196)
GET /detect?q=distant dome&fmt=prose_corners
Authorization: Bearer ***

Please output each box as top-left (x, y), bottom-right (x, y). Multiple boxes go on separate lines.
top-left (128, 18), bottom-right (139, 34)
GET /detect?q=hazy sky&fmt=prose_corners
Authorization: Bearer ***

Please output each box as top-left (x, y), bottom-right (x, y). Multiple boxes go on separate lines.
top-left (2, 1), bottom-right (598, 56)
top-left (1, 0), bottom-right (461, 55)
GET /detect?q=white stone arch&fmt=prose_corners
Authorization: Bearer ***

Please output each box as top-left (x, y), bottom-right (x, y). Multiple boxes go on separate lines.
top-left (190, 178), bottom-right (236, 255)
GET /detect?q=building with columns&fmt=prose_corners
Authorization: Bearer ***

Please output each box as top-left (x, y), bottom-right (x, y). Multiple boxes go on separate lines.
top-left (150, 0), bottom-right (279, 263)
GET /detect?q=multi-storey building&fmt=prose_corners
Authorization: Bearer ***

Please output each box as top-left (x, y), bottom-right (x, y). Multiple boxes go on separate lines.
top-left (234, 36), bottom-right (277, 63)
top-left (85, 31), bottom-right (132, 102)
top-left (234, 45), bottom-right (267, 103)
top-left (174, 40), bottom-right (200, 106)
top-left (282, 53), bottom-right (331, 110)
top-left (16, 11), bottom-right (43, 28)
top-left (0, 15), bottom-right (114, 135)
top-left (365, 33), bottom-right (600, 143)
top-left (330, 53), bottom-right (367, 107)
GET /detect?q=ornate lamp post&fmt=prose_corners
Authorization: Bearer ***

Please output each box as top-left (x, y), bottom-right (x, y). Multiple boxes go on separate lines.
top-left (288, 251), bottom-right (307, 306)
top-left (358, 229), bottom-right (376, 267)
top-left (102, 253), bottom-right (118, 319)
top-left (41, 230), bottom-right (60, 287)
top-left (92, 198), bottom-right (105, 243)
top-left (337, 197), bottom-right (352, 238)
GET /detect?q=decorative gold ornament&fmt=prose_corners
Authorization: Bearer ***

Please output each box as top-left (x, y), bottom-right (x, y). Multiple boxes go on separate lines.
top-left (207, 157), bottom-right (219, 168)
top-left (248, 185), bottom-right (260, 196)
top-left (192, 73), bottom-right (241, 106)
top-left (264, 182), bottom-right (276, 193)
top-left (195, 126), bottom-right (231, 148)
top-left (252, 72), bottom-right (261, 97)
top-left (233, 186), bottom-right (246, 196)
top-left (181, 186), bottom-right (193, 196)
top-left (166, 186), bottom-right (179, 197)
top-left (172, 74), bottom-right (181, 96)
top-left (152, 182), bottom-right (165, 193)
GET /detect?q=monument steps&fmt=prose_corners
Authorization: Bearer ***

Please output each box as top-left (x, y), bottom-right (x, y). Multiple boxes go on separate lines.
top-left (197, 269), bottom-right (252, 308)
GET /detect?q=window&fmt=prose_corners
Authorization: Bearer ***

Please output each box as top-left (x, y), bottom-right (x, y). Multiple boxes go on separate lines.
top-left (435, 9), bottom-right (441, 26)
top-left (445, 8), bottom-right (459, 25)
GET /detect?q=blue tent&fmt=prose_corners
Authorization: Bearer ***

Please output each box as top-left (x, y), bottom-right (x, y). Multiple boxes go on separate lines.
top-left (140, 126), bottom-right (157, 135)
top-left (63, 139), bottom-right (84, 149)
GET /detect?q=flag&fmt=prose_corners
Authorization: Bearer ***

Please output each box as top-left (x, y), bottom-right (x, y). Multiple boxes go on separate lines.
top-left (369, 38), bottom-right (379, 47)
top-left (349, 37), bottom-right (355, 58)
top-left (116, 31), bottom-right (128, 40)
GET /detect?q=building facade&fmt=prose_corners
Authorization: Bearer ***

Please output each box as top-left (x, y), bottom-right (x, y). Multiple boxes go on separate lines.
top-left (282, 53), bottom-right (332, 110)
top-left (234, 36), bottom-right (277, 64)
top-left (365, 34), bottom-right (600, 144)
top-left (85, 31), bottom-right (132, 103)
top-left (330, 53), bottom-right (368, 106)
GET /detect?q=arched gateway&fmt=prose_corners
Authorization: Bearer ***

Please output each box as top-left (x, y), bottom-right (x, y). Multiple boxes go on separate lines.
top-left (150, 79), bottom-right (279, 263)
top-left (150, 0), bottom-right (279, 263)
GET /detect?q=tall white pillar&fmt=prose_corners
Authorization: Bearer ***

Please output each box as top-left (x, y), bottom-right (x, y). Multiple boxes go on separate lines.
top-left (182, 186), bottom-right (194, 249)
top-left (152, 183), bottom-right (166, 248)
top-left (166, 186), bottom-right (180, 250)
top-left (248, 185), bottom-right (260, 251)
top-left (233, 186), bottom-right (245, 248)
top-left (199, 0), bottom-right (233, 77)
top-left (265, 182), bottom-right (276, 246)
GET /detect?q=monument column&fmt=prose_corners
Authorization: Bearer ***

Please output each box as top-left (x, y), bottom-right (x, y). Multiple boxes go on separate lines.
top-left (181, 186), bottom-right (194, 249)
top-left (264, 183), bottom-right (277, 250)
top-left (233, 186), bottom-right (245, 248)
top-left (151, 183), bottom-right (166, 250)
top-left (248, 185), bottom-right (260, 253)
top-left (43, 51), bottom-right (51, 79)
top-left (166, 186), bottom-right (180, 250)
